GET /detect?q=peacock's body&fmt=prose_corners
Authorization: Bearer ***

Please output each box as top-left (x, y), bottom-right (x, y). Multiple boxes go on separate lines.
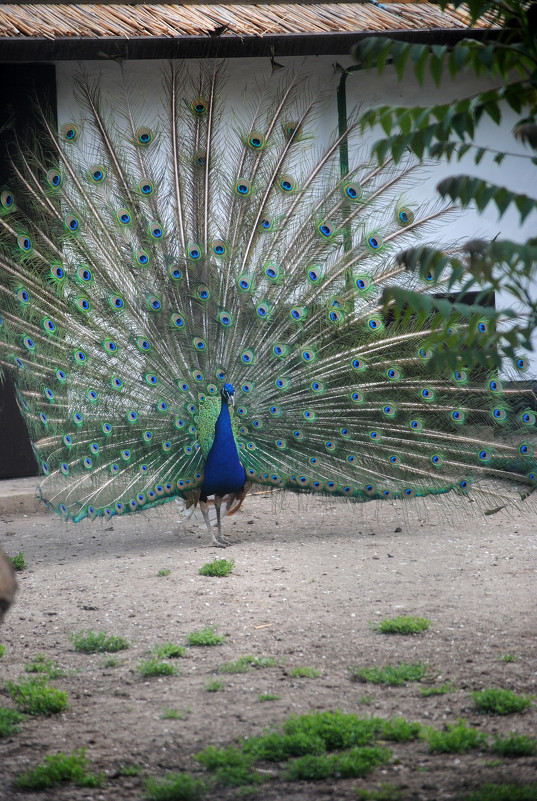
top-left (0, 61), bottom-right (536, 545)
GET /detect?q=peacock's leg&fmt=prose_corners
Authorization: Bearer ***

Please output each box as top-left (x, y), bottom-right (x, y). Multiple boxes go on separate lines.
top-left (214, 495), bottom-right (232, 546)
top-left (199, 499), bottom-right (226, 548)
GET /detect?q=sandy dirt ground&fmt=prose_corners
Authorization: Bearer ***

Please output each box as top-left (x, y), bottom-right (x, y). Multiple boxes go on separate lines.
top-left (0, 490), bottom-right (536, 801)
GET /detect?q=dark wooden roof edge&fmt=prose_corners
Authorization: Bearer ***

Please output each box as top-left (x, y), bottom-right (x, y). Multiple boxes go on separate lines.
top-left (0, 27), bottom-right (494, 61)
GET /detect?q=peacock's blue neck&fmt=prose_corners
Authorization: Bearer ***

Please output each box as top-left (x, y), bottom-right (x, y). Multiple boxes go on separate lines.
top-left (202, 397), bottom-right (246, 497)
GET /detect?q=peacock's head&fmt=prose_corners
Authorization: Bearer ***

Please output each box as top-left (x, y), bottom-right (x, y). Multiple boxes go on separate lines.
top-left (222, 382), bottom-right (235, 406)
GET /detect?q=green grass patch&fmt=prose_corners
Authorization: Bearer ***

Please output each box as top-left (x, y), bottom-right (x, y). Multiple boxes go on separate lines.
top-left (15, 749), bottom-right (102, 790)
top-left (463, 784), bottom-right (537, 801)
top-left (290, 666), bottom-right (322, 678)
top-left (199, 558), bottom-right (235, 577)
top-left (356, 784), bottom-right (404, 800)
top-left (258, 693), bottom-right (281, 702)
top-left (9, 551), bottom-right (27, 571)
top-left (102, 656), bottom-right (121, 668)
top-left (186, 626), bottom-right (226, 646)
top-left (491, 733), bottom-right (537, 757)
top-left (421, 682), bottom-right (458, 697)
top-left (70, 630), bottom-right (130, 654)
top-left (120, 763), bottom-right (143, 776)
top-left (373, 615), bottom-right (431, 635)
top-left (152, 642), bottom-right (187, 659)
top-left (424, 720), bottom-right (487, 753)
top-left (0, 644), bottom-right (5, 659)
top-left (161, 707), bottom-right (191, 720)
top-left (137, 659), bottom-right (178, 677)
top-left (286, 746), bottom-right (390, 781)
top-left (146, 772), bottom-right (206, 800)
top-left (349, 662), bottom-right (430, 686)
top-left (499, 653), bottom-right (518, 662)
top-left (204, 679), bottom-right (224, 692)
top-left (472, 688), bottom-right (534, 715)
top-left (157, 568), bottom-right (171, 577)
top-left (24, 653), bottom-right (65, 679)
top-left (5, 679), bottom-right (68, 715)
top-left (0, 707), bottom-right (25, 737)
top-left (219, 659), bottom-right (251, 674)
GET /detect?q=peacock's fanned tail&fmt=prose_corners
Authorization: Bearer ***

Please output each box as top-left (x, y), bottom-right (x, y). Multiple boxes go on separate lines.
top-left (0, 61), bottom-right (535, 522)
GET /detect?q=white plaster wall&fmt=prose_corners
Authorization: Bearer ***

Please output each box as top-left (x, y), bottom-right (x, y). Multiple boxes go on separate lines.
top-left (56, 55), bottom-right (537, 372)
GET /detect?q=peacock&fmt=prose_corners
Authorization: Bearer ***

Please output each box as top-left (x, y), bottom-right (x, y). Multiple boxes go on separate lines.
top-left (0, 60), bottom-right (536, 547)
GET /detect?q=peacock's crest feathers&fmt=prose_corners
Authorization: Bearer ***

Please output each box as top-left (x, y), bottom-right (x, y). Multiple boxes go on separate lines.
top-left (0, 61), bottom-right (535, 522)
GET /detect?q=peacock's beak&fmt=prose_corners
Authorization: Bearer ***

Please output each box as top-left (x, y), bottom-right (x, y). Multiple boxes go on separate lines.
top-left (229, 394), bottom-right (235, 406)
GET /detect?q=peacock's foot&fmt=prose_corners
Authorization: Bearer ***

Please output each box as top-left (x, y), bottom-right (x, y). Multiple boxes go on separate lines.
top-left (216, 534), bottom-right (233, 547)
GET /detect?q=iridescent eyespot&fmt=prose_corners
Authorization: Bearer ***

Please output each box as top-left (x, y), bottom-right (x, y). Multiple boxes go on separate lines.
top-left (410, 419), bottom-right (423, 431)
top-left (488, 379), bottom-right (502, 392)
top-left (188, 244), bottom-right (202, 260)
top-left (235, 179), bottom-right (251, 196)
top-left (279, 174), bottom-right (295, 193)
top-left (47, 169), bottom-right (62, 188)
top-left (136, 250), bottom-right (150, 266)
top-left (108, 295), bottom-right (124, 310)
top-left (492, 407), bottom-right (507, 421)
top-left (515, 357), bottom-right (529, 372)
top-left (308, 266), bottom-right (323, 283)
top-left (212, 239), bottom-right (226, 256)
top-left (259, 214), bottom-right (273, 230)
top-left (102, 423), bottom-right (112, 435)
top-left (75, 297), bottom-right (90, 312)
top-left (89, 165), bottom-right (106, 183)
top-left (419, 348), bottom-right (432, 360)
top-left (403, 488), bottom-right (416, 497)
top-left (355, 276), bottom-right (370, 290)
top-left (265, 263), bottom-right (280, 280)
top-left (351, 392), bottom-right (364, 403)
top-left (43, 319), bottom-right (56, 333)
top-left (61, 123), bottom-right (78, 141)
top-left (0, 189), bottom-right (14, 210)
top-left (366, 234), bottom-right (382, 251)
top-left (194, 149), bottom-right (206, 168)
top-left (147, 295), bottom-right (161, 311)
top-left (111, 376), bottom-right (123, 389)
top-left (256, 302), bottom-right (270, 318)
top-left (145, 374), bottom-right (159, 385)
top-left (137, 338), bottom-right (151, 352)
top-left (396, 206), bottom-right (414, 226)
top-left (521, 411), bottom-right (536, 425)
top-left (387, 368), bottom-right (400, 380)
top-left (311, 381), bottom-right (325, 392)
top-left (369, 431), bottom-right (381, 440)
top-left (191, 97), bottom-right (209, 115)
top-left (149, 222), bottom-right (163, 239)
top-left (420, 388), bottom-right (434, 401)
top-left (139, 178), bottom-right (154, 195)
top-left (219, 311), bottom-right (232, 327)
top-left (301, 349), bottom-right (315, 362)
top-left (238, 275), bottom-right (251, 291)
top-left (17, 235), bottom-right (32, 252)
top-left (50, 264), bottom-right (65, 281)
top-left (273, 344), bottom-right (288, 358)
top-left (168, 265), bottom-right (182, 280)
top-left (136, 127), bottom-right (153, 145)
top-left (431, 454), bottom-right (443, 466)
top-left (241, 350), bottom-right (254, 364)
top-left (317, 221), bottom-right (334, 238)
top-left (248, 131), bottom-right (265, 149)
top-left (117, 208), bottom-right (131, 225)
top-left (342, 181), bottom-right (362, 201)
top-left (478, 450), bottom-right (492, 462)
top-left (171, 313), bottom-right (185, 329)
top-left (194, 338), bottom-right (207, 351)
top-left (275, 378), bottom-right (288, 390)
top-left (519, 443), bottom-right (533, 456)
top-left (103, 340), bottom-right (117, 353)
top-left (451, 409), bottom-right (465, 422)
top-left (367, 317), bottom-right (382, 330)
top-left (197, 285), bottom-right (209, 300)
top-left (477, 321), bottom-right (488, 333)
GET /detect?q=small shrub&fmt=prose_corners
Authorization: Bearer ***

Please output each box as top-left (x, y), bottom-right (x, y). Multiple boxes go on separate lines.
top-left (286, 746), bottom-right (390, 781)
top-left (219, 659), bottom-right (251, 674)
top-left (137, 659), bottom-right (178, 678)
top-left (424, 720), bottom-right (488, 753)
top-left (120, 763), bottom-right (142, 776)
top-left (15, 749), bottom-right (102, 790)
top-left (102, 657), bottom-right (121, 668)
top-left (0, 707), bottom-right (25, 737)
top-left (349, 662), bottom-right (430, 686)
top-left (24, 653), bottom-right (65, 679)
top-left (70, 630), bottom-right (130, 654)
top-left (199, 558), bottom-right (235, 577)
top-left (282, 710), bottom-right (381, 750)
top-left (161, 707), bottom-right (190, 720)
top-left (145, 772), bottom-right (206, 801)
top-left (380, 717), bottom-right (422, 742)
top-left (204, 679), bottom-right (224, 692)
top-left (157, 568), bottom-right (171, 577)
top-left (421, 682), bottom-right (458, 697)
top-left (491, 733), bottom-right (537, 757)
top-left (152, 642), bottom-right (186, 659)
top-left (258, 693), bottom-right (281, 702)
top-left (373, 615), bottom-right (431, 635)
top-left (464, 784), bottom-right (537, 801)
top-left (9, 551), bottom-right (27, 571)
top-left (186, 626), bottom-right (226, 646)
top-left (290, 666), bottom-right (322, 678)
top-left (245, 655), bottom-right (279, 668)
top-left (499, 653), bottom-right (518, 663)
top-left (0, 645), bottom-right (5, 659)
top-left (5, 679), bottom-right (68, 715)
top-left (356, 784), bottom-right (404, 801)
top-left (472, 688), bottom-right (534, 715)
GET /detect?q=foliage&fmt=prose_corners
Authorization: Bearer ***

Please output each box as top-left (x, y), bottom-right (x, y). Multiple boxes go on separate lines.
top-left (356, 785), bottom-right (404, 801)
top-left (499, 653), bottom-right (518, 662)
top-left (0, 645), bottom-right (5, 659)
top-left (161, 707), bottom-right (191, 719)
top-left (0, 707), bottom-right (25, 737)
top-left (472, 688), bottom-right (534, 714)
top-left (218, 659), bottom-right (252, 674)
top-left (152, 642), bottom-right (187, 659)
top-left (421, 682), bottom-right (458, 697)
top-left (348, 662), bottom-right (430, 686)
top-left (198, 558), bottom-right (235, 577)
top-left (137, 659), bottom-right (179, 678)
top-left (491, 733), bottom-right (537, 757)
top-left (145, 772), bottom-right (206, 801)
top-left (289, 666), bottom-right (322, 678)
top-left (423, 720), bottom-right (488, 753)
top-left (102, 657), bottom-right (121, 668)
top-left (463, 784), bottom-right (537, 801)
top-left (9, 551), bottom-right (27, 571)
top-left (285, 746), bottom-right (391, 781)
top-left (258, 693), bottom-right (281, 702)
top-left (157, 568), bottom-right (171, 577)
top-left (15, 749), bottom-right (102, 789)
top-left (70, 630), bottom-right (130, 653)
top-left (353, 0), bottom-right (537, 363)
top-left (5, 679), bottom-right (68, 715)
top-left (24, 653), bottom-right (65, 678)
top-left (120, 763), bottom-right (143, 776)
top-left (185, 626), bottom-right (226, 646)
top-left (373, 615), bottom-right (431, 634)
top-left (204, 679), bottom-right (224, 692)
